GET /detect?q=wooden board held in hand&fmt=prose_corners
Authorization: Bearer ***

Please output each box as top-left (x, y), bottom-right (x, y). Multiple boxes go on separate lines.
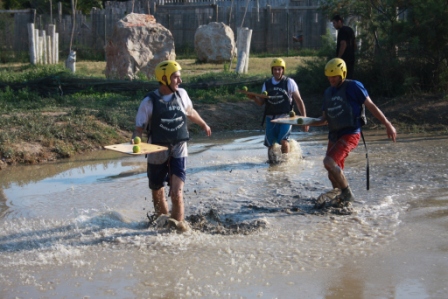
top-left (237, 89), bottom-right (269, 98)
top-left (237, 90), bottom-right (284, 99)
top-left (104, 143), bottom-right (168, 155)
top-left (270, 116), bottom-right (320, 126)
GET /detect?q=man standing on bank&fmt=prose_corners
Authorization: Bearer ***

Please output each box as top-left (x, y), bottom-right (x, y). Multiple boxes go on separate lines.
top-left (247, 58), bottom-right (308, 163)
top-left (311, 58), bottom-right (396, 205)
top-left (132, 60), bottom-right (211, 231)
top-left (332, 15), bottom-right (356, 79)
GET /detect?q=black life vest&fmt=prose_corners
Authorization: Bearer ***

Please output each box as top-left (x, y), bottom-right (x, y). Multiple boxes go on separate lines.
top-left (147, 91), bottom-right (190, 145)
top-left (264, 76), bottom-right (292, 116)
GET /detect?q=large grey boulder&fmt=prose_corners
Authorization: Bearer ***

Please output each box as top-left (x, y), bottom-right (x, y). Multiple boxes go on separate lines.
top-left (194, 22), bottom-right (236, 63)
top-left (105, 13), bottom-right (175, 80)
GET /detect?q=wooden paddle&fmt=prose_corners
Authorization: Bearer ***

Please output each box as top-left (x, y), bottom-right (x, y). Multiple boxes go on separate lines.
top-left (270, 116), bottom-right (320, 126)
top-left (104, 142), bottom-right (168, 155)
top-left (237, 90), bottom-right (283, 99)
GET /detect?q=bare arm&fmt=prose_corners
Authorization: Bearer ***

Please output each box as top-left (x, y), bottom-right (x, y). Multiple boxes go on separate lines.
top-left (292, 90), bottom-right (306, 117)
top-left (292, 90), bottom-right (309, 132)
top-left (309, 112), bottom-right (328, 126)
top-left (188, 109), bottom-right (212, 136)
top-left (247, 94), bottom-right (265, 106)
top-left (364, 97), bottom-right (397, 142)
top-left (131, 127), bottom-right (144, 144)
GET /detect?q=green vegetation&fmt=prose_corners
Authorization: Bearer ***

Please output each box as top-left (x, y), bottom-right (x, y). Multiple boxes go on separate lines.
top-left (320, 0), bottom-right (448, 95)
top-left (2, 6), bottom-right (448, 165)
top-left (1, 50), bottom-right (447, 166)
top-left (2, 0), bottom-right (104, 14)
top-left (0, 60), bottom-right (270, 164)
top-left (0, 80), bottom-right (140, 162)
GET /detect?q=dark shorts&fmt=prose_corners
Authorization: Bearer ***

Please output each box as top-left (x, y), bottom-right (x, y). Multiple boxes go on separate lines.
top-left (147, 157), bottom-right (187, 190)
top-left (326, 133), bottom-right (360, 169)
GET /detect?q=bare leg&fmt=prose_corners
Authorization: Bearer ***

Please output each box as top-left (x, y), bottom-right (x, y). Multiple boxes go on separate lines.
top-left (268, 146), bottom-right (276, 163)
top-left (152, 187), bottom-right (169, 216)
top-left (169, 174), bottom-right (185, 221)
top-left (280, 139), bottom-right (289, 154)
top-left (323, 156), bottom-right (348, 190)
top-left (323, 155), bottom-right (354, 202)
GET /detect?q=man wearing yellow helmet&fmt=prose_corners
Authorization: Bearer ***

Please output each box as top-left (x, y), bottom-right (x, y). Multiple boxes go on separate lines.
top-left (311, 58), bottom-right (396, 205)
top-left (132, 60), bottom-right (212, 231)
top-left (247, 58), bottom-right (308, 163)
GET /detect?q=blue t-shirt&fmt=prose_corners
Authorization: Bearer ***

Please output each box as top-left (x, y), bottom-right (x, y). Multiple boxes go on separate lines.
top-left (322, 80), bottom-right (368, 141)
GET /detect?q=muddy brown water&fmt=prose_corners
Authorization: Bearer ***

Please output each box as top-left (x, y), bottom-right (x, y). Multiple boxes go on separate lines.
top-left (0, 130), bottom-right (447, 298)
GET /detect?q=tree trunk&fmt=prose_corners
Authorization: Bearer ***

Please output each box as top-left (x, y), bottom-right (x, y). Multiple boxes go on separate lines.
top-left (66, 0), bottom-right (77, 73)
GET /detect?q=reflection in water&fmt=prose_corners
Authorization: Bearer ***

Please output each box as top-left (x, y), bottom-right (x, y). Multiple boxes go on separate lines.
top-left (0, 131), bottom-right (447, 298)
top-left (325, 264), bottom-right (365, 299)
top-left (0, 150), bottom-right (126, 189)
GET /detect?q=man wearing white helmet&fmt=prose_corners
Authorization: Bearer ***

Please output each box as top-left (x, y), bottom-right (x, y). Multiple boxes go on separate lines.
top-left (311, 58), bottom-right (396, 205)
top-left (132, 60), bottom-right (211, 231)
top-left (247, 58), bottom-right (308, 163)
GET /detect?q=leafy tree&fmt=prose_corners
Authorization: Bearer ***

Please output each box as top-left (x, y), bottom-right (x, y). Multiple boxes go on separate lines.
top-left (320, 0), bottom-right (448, 93)
top-left (3, 0), bottom-right (28, 10)
top-left (2, 0), bottom-right (104, 14)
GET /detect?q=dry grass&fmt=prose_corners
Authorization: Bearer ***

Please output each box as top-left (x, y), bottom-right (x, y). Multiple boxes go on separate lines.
top-left (72, 57), bottom-right (308, 78)
top-left (0, 57), bottom-right (308, 79)
top-left (76, 61), bottom-right (108, 77)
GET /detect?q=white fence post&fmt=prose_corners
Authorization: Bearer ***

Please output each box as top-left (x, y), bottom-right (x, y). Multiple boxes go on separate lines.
top-left (46, 35), bottom-right (52, 64)
top-left (55, 32), bottom-right (59, 63)
top-left (28, 22), bottom-right (59, 65)
top-left (27, 23), bottom-right (36, 65)
top-left (48, 24), bottom-right (56, 64)
top-left (37, 31), bottom-right (43, 64)
top-left (41, 30), bottom-right (48, 64)
top-left (236, 27), bottom-right (252, 74)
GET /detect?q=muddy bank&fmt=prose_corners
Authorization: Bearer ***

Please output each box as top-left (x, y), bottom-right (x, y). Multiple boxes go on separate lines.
top-left (0, 93), bottom-right (447, 170)
top-left (194, 93), bottom-right (448, 133)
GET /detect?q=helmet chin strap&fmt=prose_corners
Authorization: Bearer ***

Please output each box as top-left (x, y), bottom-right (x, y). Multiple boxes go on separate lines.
top-left (163, 77), bottom-right (175, 93)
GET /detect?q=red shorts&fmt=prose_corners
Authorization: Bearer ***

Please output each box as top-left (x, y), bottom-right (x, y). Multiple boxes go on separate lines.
top-left (326, 133), bottom-right (360, 169)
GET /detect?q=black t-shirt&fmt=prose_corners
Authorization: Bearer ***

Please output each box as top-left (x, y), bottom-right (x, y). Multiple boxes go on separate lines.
top-left (336, 26), bottom-right (355, 63)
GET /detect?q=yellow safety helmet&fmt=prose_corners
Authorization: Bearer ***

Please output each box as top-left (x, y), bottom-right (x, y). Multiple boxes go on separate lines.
top-left (155, 60), bottom-right (182, 86)
top-left (324, 58), bottom-right (347, 80)
top-left (271, 58), bottom-right (286, 72)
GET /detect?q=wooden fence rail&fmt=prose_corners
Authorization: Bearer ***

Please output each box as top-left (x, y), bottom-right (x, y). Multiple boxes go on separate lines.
top-left (0, 0), bottom-right (326, 63)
